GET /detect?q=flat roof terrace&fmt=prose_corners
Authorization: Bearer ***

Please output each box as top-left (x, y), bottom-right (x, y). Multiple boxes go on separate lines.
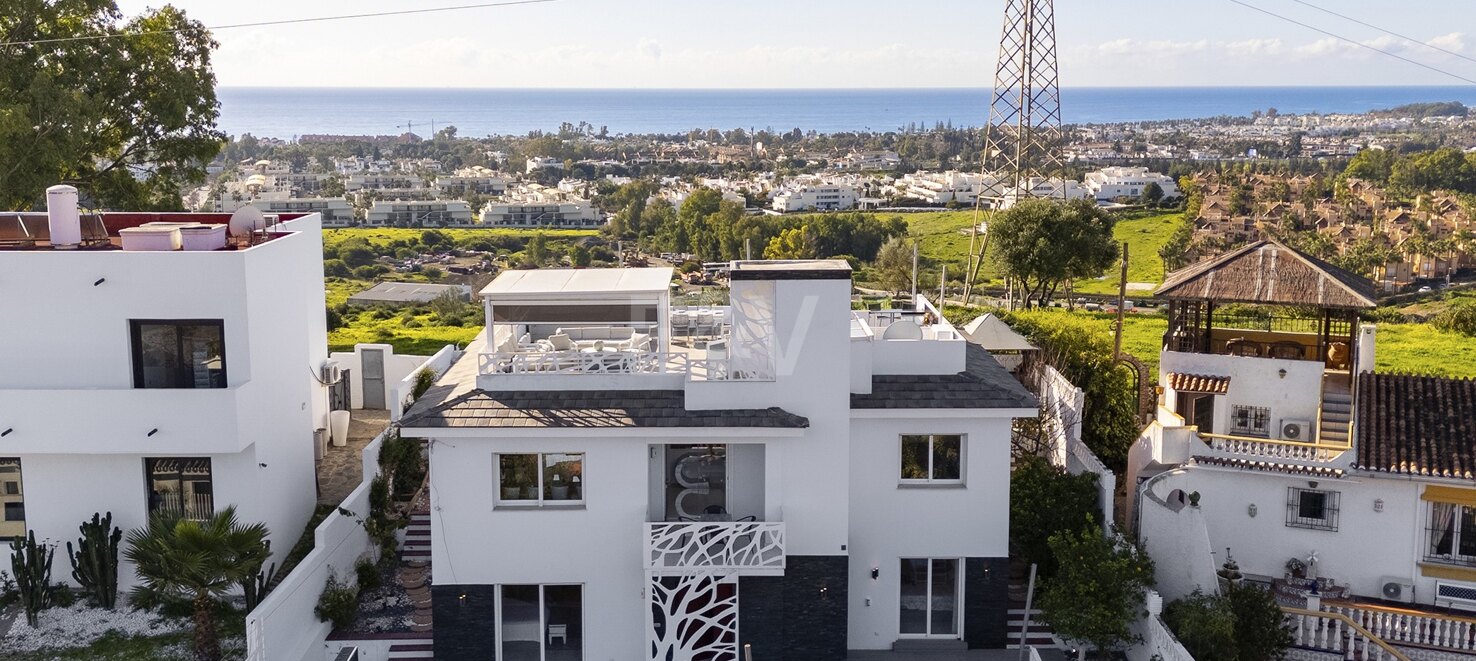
top-left (0, 211), bottom-right (309, 252)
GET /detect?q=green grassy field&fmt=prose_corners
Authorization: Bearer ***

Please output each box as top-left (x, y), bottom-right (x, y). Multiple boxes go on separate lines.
top-left (1003, 308), bottom-right (1476, 379)
top-left (894, 209), bottom-right (1185, 293)
top-left (323, 227), bottom-right (598, 251)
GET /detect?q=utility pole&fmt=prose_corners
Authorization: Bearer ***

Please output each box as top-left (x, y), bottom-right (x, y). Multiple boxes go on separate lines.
top-left (939, 264), bottom-right (947, 306)
top-left (1113, 241), bottom-right (1129, 362)
top-left (911, 243), bottom-right (919, 303)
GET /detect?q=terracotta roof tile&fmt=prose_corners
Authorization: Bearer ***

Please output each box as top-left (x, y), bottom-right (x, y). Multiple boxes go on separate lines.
top-left (1168, 372), bottom-right (1231, 395)
top-left (1355, 373), bottom-right (1476, 479)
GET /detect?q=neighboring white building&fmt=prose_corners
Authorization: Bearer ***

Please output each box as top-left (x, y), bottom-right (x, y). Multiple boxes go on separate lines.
top-left (346, 173), bottom-right (425, 192)
top-left (481, 184), bottom-right (603, 229)
top-left (0, 192), bottom-right (329, 591)
top-left (398, 262), bottom-right (1037, 660)
top-left (251, 197), bottom-right (356, 227)
top-left (365, 200), bottom-right (474, 227)
top-left (896, 171), bottom-right (1004, 205)
top-left (998, 177), bottom-right (1089, 209)
top-left (771, 184), bottom-right (858, 212)
top-left (435, 166), bottom-right (509, 196)
top-left (526, 156), bottom-right (564, 174)
top-left (834, 150), bottom-right (902, 171)
top-left (1128, 240), bottom-right (1476, 657)
top-left (1083, 166), bottom-right (1180, 202)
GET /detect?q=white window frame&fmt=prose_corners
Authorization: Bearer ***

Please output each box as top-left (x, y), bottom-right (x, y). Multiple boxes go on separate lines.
top-left (897, 557), bottom-right (965, 639)
top-left (495, 452), bottom-right (584, 507)
top-left (495, 583), bottom-right (584, 661)
top-left (1427, 502), bottom-right (1476, 566)
top-left (899, 434), bottom-right (966, 485)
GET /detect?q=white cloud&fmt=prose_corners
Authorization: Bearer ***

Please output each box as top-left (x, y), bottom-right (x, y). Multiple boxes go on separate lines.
top-left (1095, 38), bottom-right (1209, 56)
top-left (1224, 38), bottom-right (1283, 58)
top-left (1428, 32), bottom-right (1466, 54)
top-left (637, 38), bottom-right (663, 60)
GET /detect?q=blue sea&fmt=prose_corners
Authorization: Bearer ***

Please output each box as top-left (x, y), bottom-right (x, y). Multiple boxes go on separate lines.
top-left (216, 86), bottom-right (1476, 139)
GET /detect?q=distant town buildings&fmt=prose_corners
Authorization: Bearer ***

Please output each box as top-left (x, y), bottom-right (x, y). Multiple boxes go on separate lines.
top-left (771, 182), bottom-right (859, 212)
top-left (365, 200), bottom-right (474, 227)
top-left (1083, 166), bottom-right (1180, 202)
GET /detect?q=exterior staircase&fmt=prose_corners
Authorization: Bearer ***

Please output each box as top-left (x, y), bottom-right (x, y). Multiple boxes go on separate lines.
top-left (401, 505), bottom-right (433, 636)
top-left (1006, 607), bottom-right (1064, 651)
top-left (386, 641), bottom-right (434, 660)
top-left (1319, 376), bottom-right (1353, 446)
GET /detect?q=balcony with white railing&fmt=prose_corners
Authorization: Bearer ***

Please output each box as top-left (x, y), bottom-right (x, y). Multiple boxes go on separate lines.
top-left (1323, 600), bottom-right (1476, 657)
top-left (1284, 606), bottom-right (1412, 661)
top-left (643, 521), bottom-right (786, 576)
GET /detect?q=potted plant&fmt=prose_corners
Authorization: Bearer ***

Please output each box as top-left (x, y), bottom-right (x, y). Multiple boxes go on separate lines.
top-left (1285, 556), bottom-right (1307, 580)
top-left (501, 484), bottom-right (520, 500)
top-left (548, 472), bottom-right (569, 500)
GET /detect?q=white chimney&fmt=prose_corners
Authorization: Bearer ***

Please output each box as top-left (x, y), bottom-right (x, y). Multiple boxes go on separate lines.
top-left (46, 184), bottom-right (81, 248)
top-left (1357, 324), bottom-right (1377, 375)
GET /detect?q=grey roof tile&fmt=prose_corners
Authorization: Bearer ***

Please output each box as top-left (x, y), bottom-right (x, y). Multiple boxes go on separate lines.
top-left (850, 343), bottom-right (1039, 410)
top-left (400, 389), bottom-right (809, 430)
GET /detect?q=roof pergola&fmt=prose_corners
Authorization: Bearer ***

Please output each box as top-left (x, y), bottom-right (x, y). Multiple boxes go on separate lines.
top-left (1156, 241), bottom-right (1377, 368)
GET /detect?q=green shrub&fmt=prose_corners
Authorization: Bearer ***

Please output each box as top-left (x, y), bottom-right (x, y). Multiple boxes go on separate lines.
top-left (325, 306), bottom-right (344, 331)
top-left (1165, 585), bottom-right (1292, 661)
top-left (314, 571), bottom-right (359, 629)
top-left (1010, 456), bottom-right (1101, 579)
top-left (1164, 590), bottom-right (1237, 661)
top-left (354, 557), bottom-right (381, 593)
top-left (1363, 306), bottom-right (1407, 324)
top-left (323, 259), bottom-right (351, 278)
top-left (1434, 299), bottom-right (1476, 337)
top-left (413, 368), bottom-right (437, 400)
top-left (1037, 523), bottom-right (1154, 656)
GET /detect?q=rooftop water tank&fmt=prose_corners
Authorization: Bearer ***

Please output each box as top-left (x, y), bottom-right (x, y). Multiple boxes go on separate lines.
top-left (46, 184), bottom-right (81, 249)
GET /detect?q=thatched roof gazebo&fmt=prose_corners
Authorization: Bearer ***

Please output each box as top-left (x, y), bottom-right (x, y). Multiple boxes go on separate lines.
top-left (1155, 240), bottom-right (1377, 371)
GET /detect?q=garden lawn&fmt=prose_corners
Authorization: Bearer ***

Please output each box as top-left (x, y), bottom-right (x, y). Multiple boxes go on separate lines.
top-left (994, 308), bottom-right (1476, 379)
top-left (329, 307), bottom-right (481, 355)
top-left (1073, 211), bottom-right (1186, 295)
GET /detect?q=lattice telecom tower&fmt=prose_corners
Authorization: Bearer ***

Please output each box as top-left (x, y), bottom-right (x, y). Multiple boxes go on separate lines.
top-left (964, 0), bottom-right (1066, 300)
top-left (982, 0), bottom-right (1064, 197)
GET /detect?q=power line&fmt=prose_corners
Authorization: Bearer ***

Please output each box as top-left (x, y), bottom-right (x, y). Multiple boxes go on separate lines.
top-left (0, 0), bottom-right (556, 48)
top-left (1289, 0), bottom-right (1476, 66)
top-left (1224, 0), bottom-right (1476, 86)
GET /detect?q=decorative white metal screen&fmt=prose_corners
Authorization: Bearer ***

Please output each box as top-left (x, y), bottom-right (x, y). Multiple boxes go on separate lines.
top-left (645, 522), bottom-right (786, 574)
top-left (648, 573), bottom-right (739, 661)
top-left (727, 280), bottom-right (776, 380)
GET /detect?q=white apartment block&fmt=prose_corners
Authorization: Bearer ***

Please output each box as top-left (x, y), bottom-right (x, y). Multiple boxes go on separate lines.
top-left (998, 178), bottom-right (1089, 209)
top-left (251, 197), bottom-right (356, 227)
top-left (480, 199), bottom-right (603, 229)
top-left (435, 167), bottom-right (509, 196)
top-left (771, 184), bottom-right (859, 212)
top-left (399, 262), bottom-right (1037, 660)
top-left (346, 173), bottom-right (426, 192)
top-left (834, 150), bottom-right (902, 171)
top-left (1128, 241), bottom-right (1476, 658)
top-left (276, 172), bottom-right (335, 195)
top-left (896, 171), bottom-right (1003, 205)
top-left (0, 190), bottom-right (328, 590)
top-left (365, 200), bottom-right (474, 227)
top-left (1083, 166), bottom-right (1180, 202)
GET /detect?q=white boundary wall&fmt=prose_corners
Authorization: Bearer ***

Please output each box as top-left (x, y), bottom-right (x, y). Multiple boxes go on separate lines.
top-left (390, 344), bottom-right (460, 422)
top-left (1036, 364), bottom-right (1115, 529)
top-left (246, 428), bottom-right (386, 661)
top-left (1127, 590), bottom-right (1196, 661)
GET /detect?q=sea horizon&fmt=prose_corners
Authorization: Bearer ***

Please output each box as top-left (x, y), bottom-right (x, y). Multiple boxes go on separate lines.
top-left (216, 85), bottom-right (1476, 140)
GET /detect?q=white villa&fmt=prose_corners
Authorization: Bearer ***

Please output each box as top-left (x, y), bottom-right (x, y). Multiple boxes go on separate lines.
top-left (480, 186), bottom-right (603, 229)
top-left (397, 262), bottom-right (1037, 660)
top-left (1083, 166), bottom-right (1180, 202)
top-left (1129, 241), bottom-right (1476, 658)
top-left (251, 197), bottom-right (356, 227)
top-left (771, 184), bottom-right (858, 212)
top-left (0, 191), bottom-right (329, 588)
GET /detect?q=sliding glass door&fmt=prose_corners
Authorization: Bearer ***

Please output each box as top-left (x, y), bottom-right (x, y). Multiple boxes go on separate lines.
top-left (499, 584), bottom-right (583, 661)
top-left (899, 558), bottom-right (960, 638)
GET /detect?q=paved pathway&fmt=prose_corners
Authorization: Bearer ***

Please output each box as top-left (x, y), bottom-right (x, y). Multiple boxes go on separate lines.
top-left (316, 409), bottom-right (391, 505)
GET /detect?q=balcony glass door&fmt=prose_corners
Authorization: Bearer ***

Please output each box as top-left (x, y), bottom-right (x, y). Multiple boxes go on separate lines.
top-left (499, 584), bottom-right (582, 661)
top-left (899, 558), bottom-right (960, 638)
top-left (665, 445), bottom-right (728, 521)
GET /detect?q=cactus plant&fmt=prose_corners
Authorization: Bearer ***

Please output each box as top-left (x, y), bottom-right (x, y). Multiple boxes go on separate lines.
top-left (67, 512), bottom-right (122, 610)
top-left (10, 531), bottom-right (56, 627)
top-left (240, 540), bottom-right (278, 610)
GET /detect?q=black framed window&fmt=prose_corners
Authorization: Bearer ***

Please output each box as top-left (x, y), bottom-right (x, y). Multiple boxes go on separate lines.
top-left (145, 458), bottom-right (214, 521)
top-left (1230, 405), bottom-right (1271, 437)
top-left (901, 435), bottom-right (964, 483)
top-left (1286, 487), bottom-right (1339, 531)
top-left (1427, 502), bottom-right (1476, 566)
top-left (130, 320), bottom-right (227, 389)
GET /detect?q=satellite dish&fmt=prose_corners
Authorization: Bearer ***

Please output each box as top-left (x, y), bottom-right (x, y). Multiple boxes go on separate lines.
top-left (229, 206), bottom-right (267, 237)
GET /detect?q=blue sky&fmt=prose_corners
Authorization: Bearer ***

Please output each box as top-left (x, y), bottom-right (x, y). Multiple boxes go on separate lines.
top-left (116, 0), bottom-right (1476, 88)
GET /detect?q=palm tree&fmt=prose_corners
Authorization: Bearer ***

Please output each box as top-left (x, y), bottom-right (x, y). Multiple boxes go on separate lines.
top-left (124, 507), bottom-right (271, 661)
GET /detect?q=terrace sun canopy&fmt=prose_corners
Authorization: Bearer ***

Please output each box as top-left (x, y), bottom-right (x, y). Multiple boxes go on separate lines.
top-left (481, 267), bottom-right (675, 324)
top-left (1154, 240), bottom-right (1377, 310)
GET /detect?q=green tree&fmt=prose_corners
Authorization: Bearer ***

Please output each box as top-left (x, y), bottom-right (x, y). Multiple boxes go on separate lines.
top-left (763, 225), bottom-right (816, 259)
top-left (1139, 181), bottom-right (1164, 207)
top-left (1, 2), bottom-right (223, 210)
top-left (1225, 583), bottom-right (1293, 661)
top-left (1165, 585), bottom-right (1292, 661)
top-left (1037, 524), bottom-right (1154, 658)
top-left (1163, 590), bottom-right (1237, 661)
top-left (1342, 148), bottom-right (1396, 185)
top-left (1010, 456), bottom-right (1101, 579)
top-left (1434, 299), bottom-right (1476, 337)
top-left (570, 243), bottom-right (592, 267)
top-left (1159, 216), bottom-right (1196, 272)
top-left (527, 232), bottom-right (549, 265)
top-left (874, 237), bottom-right (914, 294)
top-left (1390, 147), bottom-right (1476, 195)
top-left (989, 199), bottom-right (1119, 306)
top-left (124, 507), bottom-right (271, 661)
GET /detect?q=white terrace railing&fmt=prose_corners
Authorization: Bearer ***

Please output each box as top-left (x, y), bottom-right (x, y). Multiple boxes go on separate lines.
top-left (1325, 600), bottom-right (1476, 655)
top-left (644, 522), bottom-right (785, 576)
top-left (479, 349), bottom-right (668, 375)
top-left (1197, 433), bottom-right (1349, 463)
top-left (1284, 606), bottom-right (1412, 661)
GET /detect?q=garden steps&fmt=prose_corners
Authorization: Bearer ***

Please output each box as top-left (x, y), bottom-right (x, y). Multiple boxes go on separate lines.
top-left (387, 641), bottom-right (434, 659)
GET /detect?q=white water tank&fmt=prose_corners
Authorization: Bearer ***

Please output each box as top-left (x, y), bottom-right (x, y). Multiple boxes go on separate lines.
top-left (46, 184), bottom-right (81, 248)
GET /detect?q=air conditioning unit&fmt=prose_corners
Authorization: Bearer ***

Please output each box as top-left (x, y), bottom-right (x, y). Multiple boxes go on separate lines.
top-left (1436, 582), bottom-right (1476, 612)
top-left (1281, 419), bottom-right (1312, 441)
top-left (320, 359), bottom-right (342, 384)
top-left (332, 646), bottom-right (359, 661)
top-left (1381, 577), bottom-right (1415, 604)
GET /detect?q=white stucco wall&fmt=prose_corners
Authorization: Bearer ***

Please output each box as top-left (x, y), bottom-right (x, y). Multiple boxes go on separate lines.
top-left (0, 214), bottom-right (326, 590)
top-left (1160, 350), bottom-right (1324, 437)
top-left (846, 413), bottom-right (1014, 650)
